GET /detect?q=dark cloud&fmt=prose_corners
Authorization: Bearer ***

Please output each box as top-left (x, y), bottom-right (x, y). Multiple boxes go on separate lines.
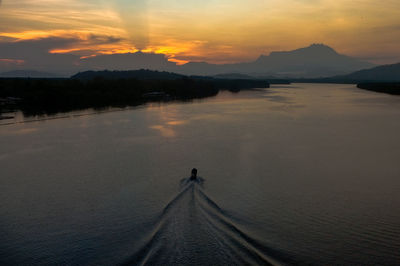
top-left (0, 36), bottom-right (178, 76)
top-left (0, 37), bottom-right (77, 58)
top-left (0, 38), bottom-right (81, 75)
top-left (87, 34), bottom-right (122, 45)
top-left (0, 33), bottom-right (124, 59)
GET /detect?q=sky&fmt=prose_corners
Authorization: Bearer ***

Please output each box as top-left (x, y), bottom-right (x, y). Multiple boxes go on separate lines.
top-left (0, 0), bottom-right (399, 71)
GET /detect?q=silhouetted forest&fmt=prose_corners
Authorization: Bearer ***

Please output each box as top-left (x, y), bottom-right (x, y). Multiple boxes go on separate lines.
top-left (357, 83), bottom-right (400, 95)
top-left (0, 70), bottom-right (269, 116)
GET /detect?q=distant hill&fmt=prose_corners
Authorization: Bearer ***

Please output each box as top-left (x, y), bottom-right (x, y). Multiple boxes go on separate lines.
top-left (335, 63), bottom-right (400, 82)
top-left (79, 52), bottom-right (177, 72)
top-left (213, 73), bottom-right (256, 79)
top-left (1, 44), bottom-right (376, 79)
top-left (177, 44), bottom-right (375, 78)
top-left (72, 69), bottom-right (186, 80)
top-left (0, 70), bottom-right (60, 78)
top-left (70, 69), bottom-right (269, 92)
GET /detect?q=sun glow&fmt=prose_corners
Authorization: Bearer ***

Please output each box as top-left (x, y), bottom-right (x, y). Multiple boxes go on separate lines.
top-left (0, 0), bottom-right (400, 65)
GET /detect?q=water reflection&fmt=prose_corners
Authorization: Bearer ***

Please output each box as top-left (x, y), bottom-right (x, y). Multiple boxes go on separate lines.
top-left (1, 84), bottom-right (400, 265)
top-left (0, 127), bottom-right (39, 136)
top-left (147, 105), bottom-right (189, 138)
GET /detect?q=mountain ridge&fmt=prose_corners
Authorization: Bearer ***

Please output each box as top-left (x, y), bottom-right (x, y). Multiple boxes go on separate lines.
top-left (0, 44), bottom-right (376, 78)
top-left (176, 44), bottom-right (374, 78)
top-left (335, 62), bottom-right (400, 82)
top-left (0, 70), bottom-right (61, 78)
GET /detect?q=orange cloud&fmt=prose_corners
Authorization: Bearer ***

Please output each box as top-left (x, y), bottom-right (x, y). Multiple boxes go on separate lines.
top-left (50, 44), bottom-right (139, 57)
top-left (0, 30), bottom-right (122, 42)
top-left (142, 40), bottom-right (208, 65)
top-left (0, 59), bottom-right (25, 65)
top-left (167, 58), bottom-right (189, 65)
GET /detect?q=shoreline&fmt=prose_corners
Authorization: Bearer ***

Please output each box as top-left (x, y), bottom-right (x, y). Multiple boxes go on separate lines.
top-left (357, 83), bottom-right (400, 95)
top-left (0, 76), bottom-right (269, 117)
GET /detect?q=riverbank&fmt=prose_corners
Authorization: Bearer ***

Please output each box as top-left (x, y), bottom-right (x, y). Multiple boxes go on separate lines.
top-left (0, 73), bottom-right (269, 116)
top-left (357, 83), bottom-right (400, 95)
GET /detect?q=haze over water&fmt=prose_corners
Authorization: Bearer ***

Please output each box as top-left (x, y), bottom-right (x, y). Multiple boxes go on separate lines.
top-left (1, 84), bottom-right (400, 265)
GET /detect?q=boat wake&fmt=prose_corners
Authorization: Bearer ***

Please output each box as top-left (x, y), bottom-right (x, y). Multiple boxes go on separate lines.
top-left (120, 178), bottom-right (287, 265)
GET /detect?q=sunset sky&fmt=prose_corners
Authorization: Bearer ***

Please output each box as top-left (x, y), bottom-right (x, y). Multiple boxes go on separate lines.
top-left (0, 0), bottom-right (399, 68)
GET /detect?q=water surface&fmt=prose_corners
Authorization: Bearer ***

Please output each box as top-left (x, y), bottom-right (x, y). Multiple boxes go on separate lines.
top-left (1, 84), bottom-right (400, 265)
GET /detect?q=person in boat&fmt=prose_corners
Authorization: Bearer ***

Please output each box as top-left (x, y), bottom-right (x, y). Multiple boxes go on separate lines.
top-left (190, 168), bottom-right (198, 181)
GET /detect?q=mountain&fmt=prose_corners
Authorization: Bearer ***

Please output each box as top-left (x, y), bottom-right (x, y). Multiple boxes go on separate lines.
top-left (0, 44), bottom-right (376, 78)
top-left (249, 44), bottom-right (374, 77)
top-left (213, 73), bottom-right (256, 79)
top-left (0, 70), bottom-right (60, 78)
top-left (335, 62), bottom-right (400, 82)
top-left (79, 52), bottom-right (177, 72)
top-left (177, 44), bottom-right (375, 78)
top-left (72, 69), bottom-right (185, 80)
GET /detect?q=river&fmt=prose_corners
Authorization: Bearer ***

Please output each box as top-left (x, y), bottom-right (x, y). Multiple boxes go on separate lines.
top-left (1, 84), bottom-right (399, 265)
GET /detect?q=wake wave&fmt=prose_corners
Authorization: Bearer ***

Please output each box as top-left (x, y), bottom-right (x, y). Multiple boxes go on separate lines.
top-left (120, 179), bottom-right (287, 266)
